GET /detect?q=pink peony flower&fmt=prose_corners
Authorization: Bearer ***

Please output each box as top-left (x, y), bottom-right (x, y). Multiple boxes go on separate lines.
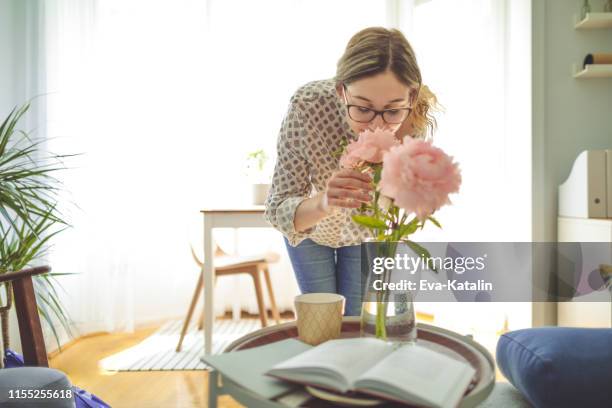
top-left (339, 127), bottom-right (399, 168)
top-left (379, 139), bottom-right (461, 220)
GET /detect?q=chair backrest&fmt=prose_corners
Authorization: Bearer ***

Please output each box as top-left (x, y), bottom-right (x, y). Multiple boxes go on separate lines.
top-left (0, 266), bottom-right (51, 367)
top-left (189, 243), bottom-right (227, 267)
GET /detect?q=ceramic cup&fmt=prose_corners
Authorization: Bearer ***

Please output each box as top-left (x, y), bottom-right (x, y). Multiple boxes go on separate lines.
top-left (294, 293), bottom-right (345, 346)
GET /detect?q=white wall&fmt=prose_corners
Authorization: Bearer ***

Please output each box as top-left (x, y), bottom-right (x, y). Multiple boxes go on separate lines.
top-left (532, 0), bottom-right (612, 325)
top-left (0, 0), bottom-right (45, 146)
top-left (1, 0), bottom-right (49, 354)
top-left (0, 0), bottom-right (17, 115)
top-left (1, 0), bottom-right (22, 356)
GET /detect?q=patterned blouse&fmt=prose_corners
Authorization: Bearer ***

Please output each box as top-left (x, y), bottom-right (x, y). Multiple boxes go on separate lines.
top-left (264, 78), bottom-right (371, 248)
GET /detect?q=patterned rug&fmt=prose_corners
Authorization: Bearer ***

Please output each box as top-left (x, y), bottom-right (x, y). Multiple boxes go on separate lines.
top-left (99, 318), bottom-right (276, 371)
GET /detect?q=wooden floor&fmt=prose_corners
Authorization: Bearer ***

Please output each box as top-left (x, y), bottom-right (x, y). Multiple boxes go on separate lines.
top-left (49, 323), bottom-right (243, 408)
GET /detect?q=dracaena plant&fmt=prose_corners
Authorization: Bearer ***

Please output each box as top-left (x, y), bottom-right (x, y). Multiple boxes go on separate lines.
top-left (0, 102), bottom-right (77, 351)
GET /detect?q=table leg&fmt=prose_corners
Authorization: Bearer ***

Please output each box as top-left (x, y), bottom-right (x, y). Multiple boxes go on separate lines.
top-left (231, 229), bottom-right (241, 321)
top-left (208, 369), bottom-right (220, 408)
top-left (203, 214), bottom-right (215, 355)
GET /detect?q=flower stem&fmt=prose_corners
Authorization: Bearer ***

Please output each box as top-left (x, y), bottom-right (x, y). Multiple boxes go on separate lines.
top-left (375, 292), bottom-right (387, 339)
top-left (373, 240), bottom-right (399, 340)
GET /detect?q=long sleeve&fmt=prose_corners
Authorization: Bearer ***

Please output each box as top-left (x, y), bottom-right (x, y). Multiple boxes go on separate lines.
top-left (263, 78), bottom-right (371, 248)
top-left (264, 101), bottom-right (316, 246)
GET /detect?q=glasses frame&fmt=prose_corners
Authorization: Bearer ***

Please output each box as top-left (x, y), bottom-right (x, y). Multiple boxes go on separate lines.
top-left (342, 84), bottom-right (413, 125)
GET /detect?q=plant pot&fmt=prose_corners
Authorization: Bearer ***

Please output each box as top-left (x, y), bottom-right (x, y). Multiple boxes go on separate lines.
top-left (252, 183), bottom-right (270, 205)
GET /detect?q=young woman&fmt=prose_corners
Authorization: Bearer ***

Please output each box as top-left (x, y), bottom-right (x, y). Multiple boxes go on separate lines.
top-left (264, 27), bottom-right (438, 316)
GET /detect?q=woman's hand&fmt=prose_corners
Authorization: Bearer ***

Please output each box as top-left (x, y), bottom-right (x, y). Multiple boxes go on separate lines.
top-left (294, 169), bottom-right (373, 232)
top-left (318, 169), bottom-right (373, 213)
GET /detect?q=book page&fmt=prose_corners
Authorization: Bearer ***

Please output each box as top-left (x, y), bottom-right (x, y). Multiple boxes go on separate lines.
top-left (355, 343), bottom-right (475, 408)
top-left (270, 338), bottom-right (393, 387)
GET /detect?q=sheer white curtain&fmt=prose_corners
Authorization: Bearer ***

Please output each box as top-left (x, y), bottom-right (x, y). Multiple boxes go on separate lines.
top-left (203, 0), bottom-right (388, 320)
top-left (43, 0), bottom-right (388, 341)
top-left (405, 0), bottom-right (531, 243)
top-left (402, 0), bottom-right (532, 337)
top-left (45, 0), bottom-right (224, 338)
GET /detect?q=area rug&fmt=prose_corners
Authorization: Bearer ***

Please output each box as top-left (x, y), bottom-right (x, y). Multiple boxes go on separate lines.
top-left (99, 318), bottom-right (276, 371)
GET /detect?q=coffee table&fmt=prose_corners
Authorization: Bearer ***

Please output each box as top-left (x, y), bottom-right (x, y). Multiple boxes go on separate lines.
top-left (208, 317), bottom-right (495, 408)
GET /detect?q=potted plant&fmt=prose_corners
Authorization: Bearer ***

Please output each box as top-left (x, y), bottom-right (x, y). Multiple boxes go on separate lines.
top-left (245, 149), bottom-right (271, 205)
top-left (0, 102), bottom-right (75, 355)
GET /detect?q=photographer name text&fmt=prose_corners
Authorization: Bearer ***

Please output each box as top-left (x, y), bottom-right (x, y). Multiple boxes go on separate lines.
top-left (372, 279), bottom-right (493, 292)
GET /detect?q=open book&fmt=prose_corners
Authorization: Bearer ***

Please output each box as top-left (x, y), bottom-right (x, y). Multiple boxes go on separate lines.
top-left (266, 338), bottom-right (476, 408)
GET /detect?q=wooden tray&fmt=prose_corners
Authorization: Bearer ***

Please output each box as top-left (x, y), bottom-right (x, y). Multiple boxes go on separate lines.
top-left (224, 317), bottom-right (495, 407)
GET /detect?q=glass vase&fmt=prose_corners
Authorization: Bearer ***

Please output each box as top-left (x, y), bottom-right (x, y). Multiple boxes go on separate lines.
top-left (360, 239), bottom-right (417, 344)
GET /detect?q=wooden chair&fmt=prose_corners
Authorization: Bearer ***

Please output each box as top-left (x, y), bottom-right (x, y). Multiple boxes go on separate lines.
top-left (0, 265), bottom-right (51, 366)
top-left (0, 266), bottom-right (76, 408)
top-left (175, 245), bottom-right (281, 352)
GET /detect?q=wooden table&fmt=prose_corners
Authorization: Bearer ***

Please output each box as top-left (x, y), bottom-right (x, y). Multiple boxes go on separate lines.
top-left (201, 206), bottom-right (268, 355)
top-left (208, 317), bottom-right (496, 408)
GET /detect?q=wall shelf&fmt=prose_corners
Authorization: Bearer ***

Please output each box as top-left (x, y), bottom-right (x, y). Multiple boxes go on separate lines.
top-left (575, 12), bottom-right (612, 29)
top-left (573, 64), bottom-right (612, 78)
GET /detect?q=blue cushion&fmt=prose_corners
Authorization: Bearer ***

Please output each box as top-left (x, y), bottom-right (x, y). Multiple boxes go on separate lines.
top-left (496, 327), bottom-right (612, 408)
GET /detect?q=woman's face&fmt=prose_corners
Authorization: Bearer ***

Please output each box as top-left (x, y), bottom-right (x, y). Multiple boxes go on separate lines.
top-left (337, 70), bottom-right (415, 136)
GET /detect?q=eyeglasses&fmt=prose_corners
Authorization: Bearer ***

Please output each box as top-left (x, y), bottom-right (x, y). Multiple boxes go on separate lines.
top-left (342, 84), bottom-right (412, 124)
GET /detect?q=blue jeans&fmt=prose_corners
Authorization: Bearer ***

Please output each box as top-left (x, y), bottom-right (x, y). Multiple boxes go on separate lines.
top-left (284, 238), bottom-right (363, 316)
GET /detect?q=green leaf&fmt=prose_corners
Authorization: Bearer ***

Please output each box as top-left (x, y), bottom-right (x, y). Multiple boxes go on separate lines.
top-left (427, 215), bottom-right (442, 229)
top-left (351, 214), bottom-right (387, 229)
top-left (403, 240), bottom-right (438, 273)
top-left (45, 272), bottom-right (77, 277)
top-left (376, 231), bottom-right (388, 241)
top-left (372, 164), bottom-right (382, 184)
top-left (36, 295), bottom-right (63, 352)
top-left (399, 218), bottom-right (420, 237)
top-left (331, 138), bottom-right (349, 158)
top-left (34, 276), bottom-right (74, 339)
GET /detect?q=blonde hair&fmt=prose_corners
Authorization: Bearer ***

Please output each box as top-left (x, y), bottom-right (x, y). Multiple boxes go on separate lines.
top-left (410, 84), bottom-right (441, 139)
top-left (335, 27), bottom-right (441, 139)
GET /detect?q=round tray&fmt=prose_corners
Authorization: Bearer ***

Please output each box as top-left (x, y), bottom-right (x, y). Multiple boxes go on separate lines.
top-left (224, 317), bottom-right (495, 408)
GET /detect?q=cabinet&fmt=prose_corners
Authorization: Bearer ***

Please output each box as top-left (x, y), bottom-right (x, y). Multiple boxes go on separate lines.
top-left (557, 217), bottom-right (612, 327)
